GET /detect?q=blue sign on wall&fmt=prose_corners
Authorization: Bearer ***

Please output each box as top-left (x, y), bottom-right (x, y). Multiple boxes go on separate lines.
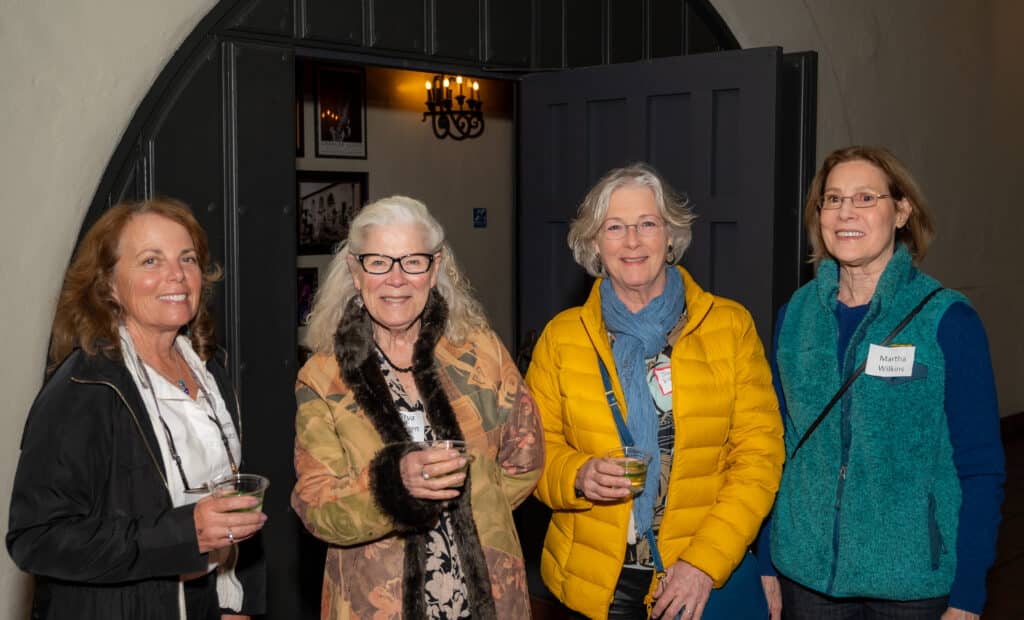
top-left (472, 207), bottom-right (487, 228)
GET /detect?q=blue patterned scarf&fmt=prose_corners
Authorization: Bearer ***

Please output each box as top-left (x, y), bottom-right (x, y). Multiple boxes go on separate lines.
top-left (600, 267), bottom-right (685, 537)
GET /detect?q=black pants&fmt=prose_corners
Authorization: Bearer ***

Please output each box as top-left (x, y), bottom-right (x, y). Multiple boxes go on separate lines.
top-left (566, 566), bottom-right (653, 619)
top-left (779, 575), bottom-right (948, 620)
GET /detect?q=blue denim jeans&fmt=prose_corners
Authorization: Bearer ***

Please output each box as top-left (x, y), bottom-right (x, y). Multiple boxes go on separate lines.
top-left (779, 575), bottom-right (948, 620)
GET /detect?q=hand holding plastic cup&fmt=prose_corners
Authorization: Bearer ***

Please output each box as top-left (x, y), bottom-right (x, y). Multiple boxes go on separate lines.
top-left (604, 447), bottom-right (651, 497)
top-left (419, 439), bottom-right (475, 487)
top-left (211, 473), bottom-right (270, 512)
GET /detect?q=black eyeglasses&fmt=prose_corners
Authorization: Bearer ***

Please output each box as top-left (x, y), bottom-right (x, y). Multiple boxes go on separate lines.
top-left (354, 252), bottom-right (437, 275)
top-left (818, 192), bottom-right (892, 210)
top-left (137, 355), bottom-right (238, 493)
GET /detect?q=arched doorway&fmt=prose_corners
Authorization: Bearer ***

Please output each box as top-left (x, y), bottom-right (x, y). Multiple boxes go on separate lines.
top-left (80, 1), bottom-right (812, 616)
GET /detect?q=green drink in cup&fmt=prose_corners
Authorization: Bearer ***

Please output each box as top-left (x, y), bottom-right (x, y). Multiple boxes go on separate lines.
top-left (605, 447), bottom-right (652, 496)
top-left (212, 473), bottom-right (270, 512)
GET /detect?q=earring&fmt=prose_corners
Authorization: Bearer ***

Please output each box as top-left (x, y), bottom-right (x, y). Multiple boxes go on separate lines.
top-left (665, 245), bottom-right (676, 264)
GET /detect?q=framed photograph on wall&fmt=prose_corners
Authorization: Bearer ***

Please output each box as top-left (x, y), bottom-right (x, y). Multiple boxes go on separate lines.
top-left (297, 267), bottom-right (318, 325)
top-left (315, 64), bottom-right (367, 158)
top-left (296, 63), bottom-right (305, 157)
top-left (297, 170), bottom-right (368, 255)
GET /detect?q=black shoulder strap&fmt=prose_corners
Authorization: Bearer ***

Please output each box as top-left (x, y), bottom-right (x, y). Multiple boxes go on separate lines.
top-left (789, 286), bottom-right (944, 460)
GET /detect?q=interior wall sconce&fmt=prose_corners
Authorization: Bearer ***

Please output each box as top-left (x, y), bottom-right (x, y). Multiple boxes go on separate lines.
top-left (423, 75), bottom-right (484, 140)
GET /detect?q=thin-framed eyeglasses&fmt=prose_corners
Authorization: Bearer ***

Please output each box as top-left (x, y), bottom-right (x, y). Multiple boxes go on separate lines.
top-left (600, 216), bottom-right (665, 240)
top-left (354, 252), bottom-right (437, 275)
top-left (817, 192), bottom-right (892, 211)
top-left (137, 355), bottom-right (239, 493)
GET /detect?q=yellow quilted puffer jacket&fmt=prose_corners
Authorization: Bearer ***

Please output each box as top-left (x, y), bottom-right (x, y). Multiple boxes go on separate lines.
top-left (526, 267), bottom-right (784, 619)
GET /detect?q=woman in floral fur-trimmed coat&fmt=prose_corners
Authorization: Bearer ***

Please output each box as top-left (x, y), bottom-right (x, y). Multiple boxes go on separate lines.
top-left (292, 195), bottom-right (544, 620)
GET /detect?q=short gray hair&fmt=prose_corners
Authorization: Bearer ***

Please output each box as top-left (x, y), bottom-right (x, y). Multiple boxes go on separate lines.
top-left (304, 195), bottom-right (489, 352)
top-left (568, 163), bottom-right (696, 278)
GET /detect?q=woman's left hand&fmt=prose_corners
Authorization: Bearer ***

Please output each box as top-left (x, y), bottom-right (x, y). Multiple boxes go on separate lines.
top-left (940, 608), bottom-right (979, 620)
top-left (651, 560), bottom-right (712, 619)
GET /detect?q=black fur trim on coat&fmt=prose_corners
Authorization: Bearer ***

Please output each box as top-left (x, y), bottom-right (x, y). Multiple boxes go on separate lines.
top-left (333, 289), bottom-right (497, 620)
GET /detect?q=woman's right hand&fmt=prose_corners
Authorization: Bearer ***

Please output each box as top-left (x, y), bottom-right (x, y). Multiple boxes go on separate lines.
top-left (761, 575), bottom-right (782, 620)
top-left (574, 457), bottom-right (632, 501)
top-left (193, 494), bottom-right (267, 554)
top-left (400, 448), bottom-right (467, 501)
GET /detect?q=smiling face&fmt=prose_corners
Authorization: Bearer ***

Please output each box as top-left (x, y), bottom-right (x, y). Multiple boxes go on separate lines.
top-left (347, 223), bottom-right (439, 337)
top-left (820, 159), bottom-right (911, 273)
top-left (111, 213), bottom-right (202, 342)
top-left (595, 185), bottom-right (669, 311)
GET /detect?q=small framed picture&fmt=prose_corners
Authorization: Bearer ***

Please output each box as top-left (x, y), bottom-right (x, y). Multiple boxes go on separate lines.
top-left (297, 170), bottom-right (368, 255)
top-left (296, 63), bottom-right (305, 157)
top-left (297, 267), bottom-right (319, 326)
top-left (315, 64), bottom-right (367, 158)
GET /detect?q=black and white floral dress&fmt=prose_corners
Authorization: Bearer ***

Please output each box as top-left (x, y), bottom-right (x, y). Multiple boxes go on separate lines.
top-left (380, 356), bottom-right (472, 619)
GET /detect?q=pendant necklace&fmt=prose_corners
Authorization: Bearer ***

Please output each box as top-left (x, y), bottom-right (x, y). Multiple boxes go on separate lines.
top-left (375, 343), bottom-right (413, 373)
top-left (172, 350), bottom-right (191, 395)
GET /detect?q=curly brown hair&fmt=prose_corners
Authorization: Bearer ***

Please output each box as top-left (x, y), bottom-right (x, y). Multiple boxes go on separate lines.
top-left (49, 198), bottom-right (222, 372)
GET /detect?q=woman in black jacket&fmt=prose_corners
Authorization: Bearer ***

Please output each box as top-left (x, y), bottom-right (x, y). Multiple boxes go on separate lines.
top-left (7, 198), bottom-right (266, 619)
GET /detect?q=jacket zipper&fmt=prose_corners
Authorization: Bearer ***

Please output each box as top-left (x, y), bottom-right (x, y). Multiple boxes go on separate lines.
top-left (71, 377), bottom-right (171, 492)
top-left (826, 331), bottom-right (858, 594)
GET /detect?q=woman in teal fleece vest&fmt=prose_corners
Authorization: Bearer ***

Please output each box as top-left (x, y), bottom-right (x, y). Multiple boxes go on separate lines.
top-left (758, 147), bottom-right (1005, 620)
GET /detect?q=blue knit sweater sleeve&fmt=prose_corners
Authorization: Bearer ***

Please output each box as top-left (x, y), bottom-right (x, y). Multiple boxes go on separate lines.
top-left (940, 301), bottom-right (1006, 614)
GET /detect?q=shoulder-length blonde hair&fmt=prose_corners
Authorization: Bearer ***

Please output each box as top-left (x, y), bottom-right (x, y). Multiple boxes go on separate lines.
top-left (304, 195), bottom-right (489, 351)
top-left (805, 145), bottom-right (935, 266)
top-left (568, 163), bottom-right (696, 277)
top-left (49, 198), bottom-right (223, 372)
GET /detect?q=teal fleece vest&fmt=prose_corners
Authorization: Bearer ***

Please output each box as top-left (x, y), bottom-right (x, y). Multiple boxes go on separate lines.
top-left (771, 246), bottom-right (965, 600)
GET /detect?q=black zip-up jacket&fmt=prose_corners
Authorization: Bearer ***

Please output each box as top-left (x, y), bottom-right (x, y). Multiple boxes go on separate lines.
top-left (7, 348), bottom-right (266, 619)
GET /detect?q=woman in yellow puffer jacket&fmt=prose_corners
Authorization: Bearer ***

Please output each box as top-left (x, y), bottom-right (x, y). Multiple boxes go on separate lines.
top-left (526, 163), bottom-right (784, 619)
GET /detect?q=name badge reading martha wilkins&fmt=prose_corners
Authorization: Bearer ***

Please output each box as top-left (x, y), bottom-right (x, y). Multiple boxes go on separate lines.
top-left (865, 344), bottom-right (916, 378)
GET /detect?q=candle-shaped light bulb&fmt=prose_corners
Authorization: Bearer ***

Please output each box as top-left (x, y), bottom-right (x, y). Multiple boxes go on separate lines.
top-left (425, 80), bottom-right (432, 90)
top-left (442, 78), bottom-right (450, 88)
top-left (456, 76), bottom-right (463, 85)
top-left (472, 81), bottom-right (480, 100)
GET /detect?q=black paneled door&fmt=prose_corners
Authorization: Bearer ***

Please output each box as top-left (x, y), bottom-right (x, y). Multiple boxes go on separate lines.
top-left (515, 46), bottom-right (784, 604)
top-left (517, 47), bottom-right (782, 346)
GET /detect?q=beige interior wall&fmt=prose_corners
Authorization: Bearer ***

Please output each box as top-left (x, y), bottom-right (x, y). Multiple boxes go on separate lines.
top-left (0, 2), bottom-right (219, 615)
top-left (297, 65), bottom-right (515, 346)
top-left (712, 0), bottom-right (1024, 417)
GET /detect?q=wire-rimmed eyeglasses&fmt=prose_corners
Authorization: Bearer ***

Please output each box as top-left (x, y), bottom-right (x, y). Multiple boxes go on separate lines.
top-left (600, 217), bottom-right (665, 240)
top-left (354, 252), bottom-right (437, 275)
top-left (817, 192), bottom-right (892, 211)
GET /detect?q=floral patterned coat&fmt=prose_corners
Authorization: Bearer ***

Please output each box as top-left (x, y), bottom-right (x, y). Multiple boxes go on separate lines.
top-left (292, 297), bottom-right (543, 620)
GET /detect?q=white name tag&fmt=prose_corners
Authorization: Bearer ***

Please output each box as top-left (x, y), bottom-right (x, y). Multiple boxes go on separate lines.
top-left (865, 344), bottom-right (916, 377)
top-left (399, 409), bottom-right (426, 442)
top-left (653, 365), bottom-right (673, 396)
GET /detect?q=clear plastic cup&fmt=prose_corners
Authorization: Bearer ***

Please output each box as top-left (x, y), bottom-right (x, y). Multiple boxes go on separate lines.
top-left (605, 447), bottom-right (652, 496)
top-left (211, 473), bottom-right (269, 512)
top-left (419, 439), bottom-right (475, 485)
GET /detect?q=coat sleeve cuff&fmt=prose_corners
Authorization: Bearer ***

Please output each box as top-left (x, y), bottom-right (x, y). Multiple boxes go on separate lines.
top-left (368, 442), bottom-right (442, 531)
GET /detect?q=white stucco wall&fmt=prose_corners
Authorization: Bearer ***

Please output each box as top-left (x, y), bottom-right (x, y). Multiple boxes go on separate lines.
top-left (0, 1), bottom-right (219, 615)
top-left (712, 0), bottom-right (1024, 417)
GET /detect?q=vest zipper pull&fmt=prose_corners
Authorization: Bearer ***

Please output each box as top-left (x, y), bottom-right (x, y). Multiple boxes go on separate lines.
top-left (839, 464), bottom-right (847, 480)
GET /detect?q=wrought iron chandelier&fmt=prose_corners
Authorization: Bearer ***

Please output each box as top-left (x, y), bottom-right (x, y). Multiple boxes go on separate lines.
top-left (423, 75), bottom-right (484, 140)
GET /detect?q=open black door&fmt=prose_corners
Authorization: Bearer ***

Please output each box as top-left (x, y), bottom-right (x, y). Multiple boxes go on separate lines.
top-left (515, 46), bottom-right (786, 607)
top-left (517, 46), bottom-right (782, 346)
